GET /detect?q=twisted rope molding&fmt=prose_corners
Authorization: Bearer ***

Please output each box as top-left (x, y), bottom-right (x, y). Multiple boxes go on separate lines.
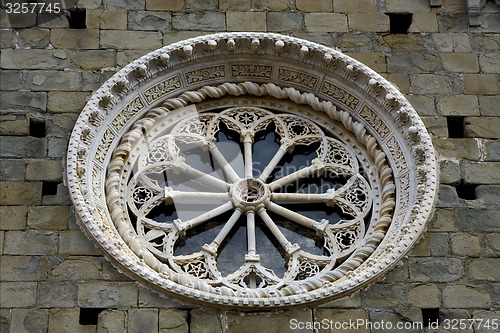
top-left (105, 81), bottom-right (395, 300)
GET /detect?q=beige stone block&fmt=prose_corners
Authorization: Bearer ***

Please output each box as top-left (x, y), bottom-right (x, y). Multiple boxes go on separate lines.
top-left (147, 0), bottom-right (184, 10)
top-left (220, 0), bottom-right (251, 10)
top-left (129, 308), bottom-right (158, 333)
top-left (433, 138), bottom-right (480, 160)
top-left (50, 257), bottom-right (101, 280)
top-left (464, 74), bottom-right (500, 95)
top-left (0, 114), bottom-right (29, 135)
top-left (443, 285), bottom-right (491, 308)
top-left (0, 49), bottom-right (68, 70)
top-left (465, 117), bottom-right (500, 139)
top-left (463, 161), bottom-right (500, 184)
top-left (59, 230), bottom-right (102, 255)
top-left (469, 259), bottom-right (500, 281)
top-left (172, 12), bottom-right (225, 31)
top-left (334, 0), bottom-right (376, 12)
top-left (47, 92), bottom-right (91, 113)
top-left (48, 308), bottom-right (95, 333)
top-left (479, 53), bottom-right (500, 73)
top-left (259, 0), bottom-right (289, 10)
top-left (51, 29), bottom-right (99, 49)
top-left (349, 13), bottom-right (390, 32)
top-left (304, 13), bottom-right (347, 32)
top-left (296, 0), bottom-right (333, 12)
top-left (378, 34), bottom-right (425, 52)
top-left (422, 116), bottom-right (449, 138)
top-left (385, 0), bottom-right (430, 12)
top-left (78, 282), bottom-right (138, 308)
top-left (429, 208), bottom-right (456, 231)
top-left (70, 50), bottom-right (116, 70)
top-left (0, 206), bottom-right (27, 230)
top-left (98, 310), bottom-right (127, 333)
top-left (227, 12), bottom-right (266, 32)
top-left (441, 53), bottom-right (479, 73)
top-left (437, 95), bottom-right (479, 116)
top-left (364, 284), bottom-right (405, 307)
top-left (346, 52), bottom-right (386, 72)
top-left (409, 284), bottom-right (441, 307)
top-left (87, 10), bottom-right (128, 30)
top-left (450, 233), bottom-right (481, 256)
top-left (4, 230), bottom-right (58, 255)
top-left (0, 282), bottom-right (37, 308)
top-left (27, 206), bottom-right (68, 230)
top-left (383, 73), bottom-right (410, 94)
top-left (25, 159), bottom-right (63, 182)
top-left (267, 12), bottom-right (304, 32)
top-left (0, 256), bottom-right (46, 281)
top-left (17, 28), bottom-right (50, 48)
top-left (314, 309), bottom-right (370, 332)
top-left (0, 181), bottom-right (42, 205)
top-left (11, 309), bottom-right (49, 333)
top-left (412, 74), bottom-right (454, 95)
top-left (159, 309), bottom-right (189, 333)
top-left (409, 13), bottom-right (439, 32)
top-left (101, 30), bottom-right (162, 49)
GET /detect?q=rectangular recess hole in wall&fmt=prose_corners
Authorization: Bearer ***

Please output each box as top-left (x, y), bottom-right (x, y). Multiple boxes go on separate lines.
top-left (29, 118), bottom-right (45, 138)
top-left (456, 182), bottom-right (477, 200)
top-left (388, 13), bottom-right (413, 34)
top-left (42, 182), bottom-right (59, 196)
top-left (69, 9), bottom-right (86, 29)
top-left (447, 116), bottom-right (465, 138)
top-left (79, 308), bottom-right (105, 325)
top-left (421, 308), bottom-right (440, 328)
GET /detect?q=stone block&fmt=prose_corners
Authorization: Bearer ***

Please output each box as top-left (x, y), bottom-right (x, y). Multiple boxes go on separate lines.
top-left (345, 52), bottom-right (386, 72)
top-left (469, 259), bottom-right (500, 281)
top-left (367, 309), bottom-right (422, 333)
top-left (428, 233), bottom-right (449, 256)
top-left (0, 206), bottom-right (26, 230)
top-left (260, 0), bottom-right (289, 10)
top-left (59, 230), bottom-right (102, 255)
top-left (409, 257), bottom-right (464, 282)
top-left (348, 13), bottom-right (390, 32)
top-left (147, 0), bottom-right (184, 10)
top-left (0, 114), bottom-right (29, 135)
top-left (479, 53), bottom-right (500, 73)
top-left (439, 159), bottom-right (461, 184)
top-left (172, 12), bottom-right (225, 31)
top-left (476, 185), bottom-right (500, 205)
top-left (1, 10), bottom-right (37, 28)
top-left (51, 29), bottom-right (99, 49)
top-left (138, 286), bottom-right (188, 308)
top-left (11, 309), bottom-right (49, 333)
top-left (437, 95), bottom-right (479, 116)
top-left (434, 139), bottom-right (481, 159)
top-left (47, 92), bottom-right (91, 113)
top-left (48, 308), bottom-right (95, 333)
top-left (464, 74), bottom-right (500, 95)
top-left (440, 53), bottom-right (479, 73)
top-left (472, 310), bottom-right (500, 333)
top-left (0, 29), bottom-right (13, 47)
top-left (0, 70), bottom-right (24, 91)
top-left (97, 310), bottom-right (127, 333)
top-left (465, 117), bottom-right (500, 139)
top-left (37, 12), bottom-right (69, 28)
top-left (364, 284), bottom-right (405, 307)
top-left (88, 10), bottom-right (128, 29)
top-left (70, 50), bottom-right (116, 70)
top-left (0, 181), bottom-right (42, 205)
top-left (4, 230), bottom-right (58, 255)
top-left (28, 70), bottom-right (82, 91)
top-left (463, 162), bottom-right (500, 184)
top-left (227, 12), bottom-right (267, 32)
top-left (407, 96), bottom-right (437, 116)
top-left (50, 257), bottom-right (102, 280)
top-left (383, 73), bottom-right (410, 94)
top-left (339, 34), bottom-right (375, 51)
top-left (409, 284), bottom-right (441, 308)
top-left (334, 0), bottom-right (376, 13)
top-left (101, 260), bottom-right (133, 281)
top-left (481, 14), bottom-right (500, 33)
top-left (25, 159), bottom-right (63, 182)
top-left (185, 0), bottom-right (217, 10)
top-left (0, 49), bottom-right (68, 70)
top-left (128, 11), bottom-right (171, 31)
top-left (296, 0), bottom-right (333, 12)
top-left (292, 32), bottom-right (334, 46)
top-left (1, 136), bottom-right (48, 159)
top-left (189, 310), bottom-right (222, 333)
top-left (0, 159), bottom-right (25, 181)
top-left (78, 282), bottom-right (138, 308)
top-left (409, 13), bottom-right (439, 32)
top-left (380, 34), bottom-right (426, 52)
top-left (42, 183), bottom-right (71, 206)
top-left (387, 53), bottom-right (439, 73)
top-left (48, 138), bottom-right (69, 158)
top-left (410, 236), bottom-right (430, 256)
top-left (226, 309), bottom-right (314, 333)
top-left (443, 285), bottom-right (491, 309)
top-left (0, 282), bottom-right (37, 307)
top-left (37, 281), bottom-right (77, 307)
top-left (411, 74), bottom-right (453, 94)
top-left (319, 291), bottom-right (361, 308)
top-left (101, 30), bottom-right (163, 49)
top-left (0, 255), bottom-right (46, 281)
top-left (159, 309), bottom-right (188, 333)
top-left (383, 261), bottom-right (410, 282)
top-left (479, 96), bottom-right (500, 117)
top-left (385, 0), bottom-right (430, 12)
top-left (128, 308), bottom-right (158, 333)
top-left (450, 233), bottom-right (481, 257)
top-left (485, 233), bottom-right (500, 256)
top-left (455, 207), bottom-right (500, 232)
top-left (45, 113), bottom-right (79, 137)
top-left (437, 184), bottom-right (460, 207)
top-left (27, 206), bottom-right (68, 230)
top-left (0, 91), bottom-right (47, 113)
top-left (105, 0), bottom-right (145, 10)
top-left (315, 309), bottom-right (369, 332)
top-left (267, 12), bottom-right (303, 32)
top-left (437, 13), bottom-right (469, 32)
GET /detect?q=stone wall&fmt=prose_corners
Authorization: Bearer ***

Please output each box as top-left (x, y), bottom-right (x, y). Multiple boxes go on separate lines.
top-left (0, 0), bottom-right (499, 332)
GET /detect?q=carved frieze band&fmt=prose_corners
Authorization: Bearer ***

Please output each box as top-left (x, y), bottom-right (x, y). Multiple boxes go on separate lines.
top-left (358, 104), bottom-right (391, 140)
top-left (231, 64), bottom-right (273, 78)
top-left (143, 74), bottom-right (182, 105)
top-left (320, 80), bottom-right (360, 112)
top-left (277, 67), bottom-right (319, 90)
top-left (185, 65), bottom-right (225, 85)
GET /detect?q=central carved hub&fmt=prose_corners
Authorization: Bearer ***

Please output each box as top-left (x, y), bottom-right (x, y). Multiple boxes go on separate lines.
top-left (231, 178), bottom-right (268, 209)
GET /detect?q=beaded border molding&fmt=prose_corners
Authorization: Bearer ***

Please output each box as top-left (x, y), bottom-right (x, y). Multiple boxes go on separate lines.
top-left (66, 32), bottom-right (438, 309)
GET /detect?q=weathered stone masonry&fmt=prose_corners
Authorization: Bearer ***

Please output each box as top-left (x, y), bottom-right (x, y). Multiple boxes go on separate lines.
top-left (0, 0), bottom-right (499, 332)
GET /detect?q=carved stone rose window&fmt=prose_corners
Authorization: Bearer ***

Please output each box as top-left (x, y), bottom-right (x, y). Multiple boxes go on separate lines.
top-left (67, 33), bottom-right (438, 308)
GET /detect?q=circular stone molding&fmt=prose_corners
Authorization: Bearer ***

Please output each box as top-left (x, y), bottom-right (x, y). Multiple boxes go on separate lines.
top-left (67, 33), bottom-right (438, 309)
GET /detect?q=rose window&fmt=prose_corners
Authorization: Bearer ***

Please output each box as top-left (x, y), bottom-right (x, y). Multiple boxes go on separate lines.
top-left (67, 33), bottom-right (438, 308)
